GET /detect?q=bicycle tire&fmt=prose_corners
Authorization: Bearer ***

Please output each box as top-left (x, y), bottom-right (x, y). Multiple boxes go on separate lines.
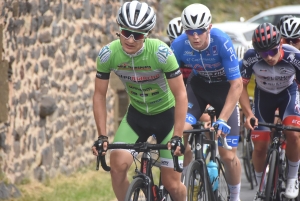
top-left (125, 177), bottom-right (148, 201)
top-left (245, 139), bottom-right (255, 189)
top-left (262, 149), bottom-right (278, 201)
top-left (185, 160), bottom-right (211, 201)
top-left (215, 157), bottom-right (230, 201)
top-left (242, 126), bottom-right (251, 183)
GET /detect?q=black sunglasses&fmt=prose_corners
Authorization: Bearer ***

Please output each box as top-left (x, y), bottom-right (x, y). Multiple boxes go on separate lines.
top-left (119, 27), bottom-right (148, 41)
top-left (258, 45), bottom-right (280, 58)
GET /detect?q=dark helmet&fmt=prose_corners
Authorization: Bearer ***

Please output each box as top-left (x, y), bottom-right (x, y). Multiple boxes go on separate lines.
top-left (276, 15), bottom-right (294, 30)
top-left (252, 23), bottom-right (281, 52)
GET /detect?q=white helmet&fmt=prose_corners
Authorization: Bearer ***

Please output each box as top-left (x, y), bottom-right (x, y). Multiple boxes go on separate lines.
top-left (280, 17), bottom-right (300, 39)
top-left (235, 46), bottom-right (246, 61)
top-left (167, 17), bottom-right (183, 39)
top-left (116, 1), bottom-right (156, 32)
top-left (235, 44), bottom-right (252, 60)
top-left (181, 4), bottom-right (212, 30)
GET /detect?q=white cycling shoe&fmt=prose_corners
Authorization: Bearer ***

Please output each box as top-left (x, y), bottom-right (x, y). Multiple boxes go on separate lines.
top-left (284, 178), bottom-right (299, 199)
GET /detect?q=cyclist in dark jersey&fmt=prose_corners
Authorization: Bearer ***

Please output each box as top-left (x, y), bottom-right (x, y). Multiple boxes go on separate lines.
top-left (91, 1), bottom-right (187, 201)
top-left (171, 3), bottom-right (243, 201)
top-left (239, 23), bottom-right (300, 199)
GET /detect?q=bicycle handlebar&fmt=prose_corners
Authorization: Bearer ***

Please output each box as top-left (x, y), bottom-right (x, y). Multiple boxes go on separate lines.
top-left (250, 117), bottom-right (300, 132)
top-left (183, 126), bottom-right (232, 150)
top-left (96, 142), bottom-right (183, 173)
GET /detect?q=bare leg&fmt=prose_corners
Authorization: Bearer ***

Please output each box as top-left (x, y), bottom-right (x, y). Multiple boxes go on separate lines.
top-left (161, 166), bottom-right (186, 201)
top-left (110, 150), bottom-right (133, 201)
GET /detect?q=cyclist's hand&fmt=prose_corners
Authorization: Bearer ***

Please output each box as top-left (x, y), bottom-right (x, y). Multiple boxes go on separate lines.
top-left (245, 116), bottom-right (258, 130)
top-left (92, 135), bottom-right (108, 156)
top-left (212, 119), bottom-right (231, 137)
top-left (168, 136), bottom-right (185, 156)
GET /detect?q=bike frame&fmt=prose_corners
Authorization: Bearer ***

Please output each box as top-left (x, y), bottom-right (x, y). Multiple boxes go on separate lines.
top-left (96, 142), bottom-right (181, 201)
top-left (251, 121), bottom-right (300, 200)
top-left (185, 106), bottom-right (230, 201)
top-left (257, 129), bottom-right (282, 200)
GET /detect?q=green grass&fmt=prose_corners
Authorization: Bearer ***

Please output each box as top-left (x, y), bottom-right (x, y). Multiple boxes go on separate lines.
top-left (8, 162), bottom-right (160, 201)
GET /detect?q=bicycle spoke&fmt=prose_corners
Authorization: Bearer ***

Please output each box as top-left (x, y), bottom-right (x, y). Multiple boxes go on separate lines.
top-left (216, 157), bottom-right (230, 201)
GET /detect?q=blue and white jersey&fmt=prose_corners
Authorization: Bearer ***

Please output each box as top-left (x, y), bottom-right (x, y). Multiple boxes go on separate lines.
top-left (171, 28), bottom-right (240, 83)
top-left (241, 44), bottom-right (300, 94)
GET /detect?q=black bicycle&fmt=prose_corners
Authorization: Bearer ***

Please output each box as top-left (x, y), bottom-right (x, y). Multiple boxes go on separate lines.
top-left (96, 141), bottom-right (182, 201)
top-left (241, 102), bottom-right (257, 190)
top-left (240, 98), bottom-right (257, 190)
top-left (184, 106), bottom-right (231, 201)
top-left (250, 119), bottom-right (300, 201)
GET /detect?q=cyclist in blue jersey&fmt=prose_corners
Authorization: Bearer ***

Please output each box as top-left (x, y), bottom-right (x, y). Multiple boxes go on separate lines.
top-left (171, 4), bottom-right (243, 201)
top-left (91, 1), bottom-right (187, 201)
top-left (167, 17), bottom-right (211, 126)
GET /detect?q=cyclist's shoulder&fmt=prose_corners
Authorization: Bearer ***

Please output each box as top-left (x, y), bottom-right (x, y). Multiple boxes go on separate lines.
top-left (210, 28), bottom-right (231, 42)
top-left (97, 40), bottom-right (125, 65)
top-left (282, 44), bottom-right (300, 58)
top-left (242, 48), bottom-right (261, 67)
top-left (170, 34), bottom-right (188, 49)
top-left (98, 40), bottom-right (123, 59)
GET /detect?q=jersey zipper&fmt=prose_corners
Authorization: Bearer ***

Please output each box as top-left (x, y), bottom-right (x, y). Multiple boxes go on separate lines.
top-left (131, 56), bottom-right (149, 113)
top-left (200, 53), bottom-right (212, 83)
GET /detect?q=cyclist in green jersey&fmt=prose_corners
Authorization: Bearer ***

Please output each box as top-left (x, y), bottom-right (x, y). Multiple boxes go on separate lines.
top-left (91, 1), bottom-right (187, 201)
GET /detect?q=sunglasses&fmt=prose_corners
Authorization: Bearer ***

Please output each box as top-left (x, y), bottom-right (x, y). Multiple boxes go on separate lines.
top-left (185, 29), bottom-right (207, 36)
top-left (119, 27), bottom-right (148, 41)
top-left (258, 45), bottom-right (280, 58)
top-left (284, 38), bottom-right (300, 44)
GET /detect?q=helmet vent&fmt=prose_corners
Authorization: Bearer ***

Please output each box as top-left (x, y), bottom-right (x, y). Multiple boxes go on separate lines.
top-left (191, 15), bottom-right (198, 25)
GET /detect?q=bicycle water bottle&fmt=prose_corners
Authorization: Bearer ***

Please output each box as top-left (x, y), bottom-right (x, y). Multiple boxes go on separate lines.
top-left (207, 161), bottom-right (218, 191)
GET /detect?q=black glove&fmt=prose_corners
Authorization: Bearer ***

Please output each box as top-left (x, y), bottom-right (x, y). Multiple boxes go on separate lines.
top-left (93, 135), bottom-right (109, 153)
top-left (170, 136), bottom-right (185, 155)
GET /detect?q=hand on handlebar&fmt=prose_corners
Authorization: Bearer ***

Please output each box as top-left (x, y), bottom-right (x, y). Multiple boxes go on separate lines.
top-left (245, 116), bottom-right (258, 130)
top-left (212, 119), bottom-right (231, 137)
top-left (92, 135), bottom-right (108, 156)
top-left (168, 136), bottom-right (185, 156)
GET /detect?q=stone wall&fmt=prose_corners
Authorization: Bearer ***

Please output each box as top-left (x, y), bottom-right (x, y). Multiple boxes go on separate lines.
top-left (0, 0), bottom-right (165, 187)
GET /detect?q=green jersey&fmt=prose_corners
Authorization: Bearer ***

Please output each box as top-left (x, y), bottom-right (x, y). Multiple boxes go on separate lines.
top-left (96, 38), bottom-right (181, 115)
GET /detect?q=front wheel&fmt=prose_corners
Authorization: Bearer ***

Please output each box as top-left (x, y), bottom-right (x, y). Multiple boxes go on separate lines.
top-left (185, 160), bottom-right (211, 201)
top-left (215, 157), bottom-right (230, 201)
top-left (260, 149), bottom-right (278, 201)
top-left (245, 139), bottom-right (257, 189)
top-left (125, 177), bottom-right (148, 201)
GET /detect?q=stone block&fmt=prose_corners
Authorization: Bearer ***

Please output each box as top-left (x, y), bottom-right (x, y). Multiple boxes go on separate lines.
top-left (39, 96), bottom-right (57, 118)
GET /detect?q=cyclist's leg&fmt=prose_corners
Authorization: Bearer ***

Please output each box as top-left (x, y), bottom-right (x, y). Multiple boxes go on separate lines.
top-left (183, 79), bottom-right (207, 175)
top-left (160, 129), bottom-right (186, 201)
top-left (218, 105), bottom-right (241, 201)
top-left (251, 88), bottom-right (276, 188)
top-left (202, 80), bottom-right (241, 200)
top-left (111, 105), bottom-right (158, 200)
top-left (280, 83), bottom-right (300, 198)
top-left (110, 113), bottom-right (138, 200)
